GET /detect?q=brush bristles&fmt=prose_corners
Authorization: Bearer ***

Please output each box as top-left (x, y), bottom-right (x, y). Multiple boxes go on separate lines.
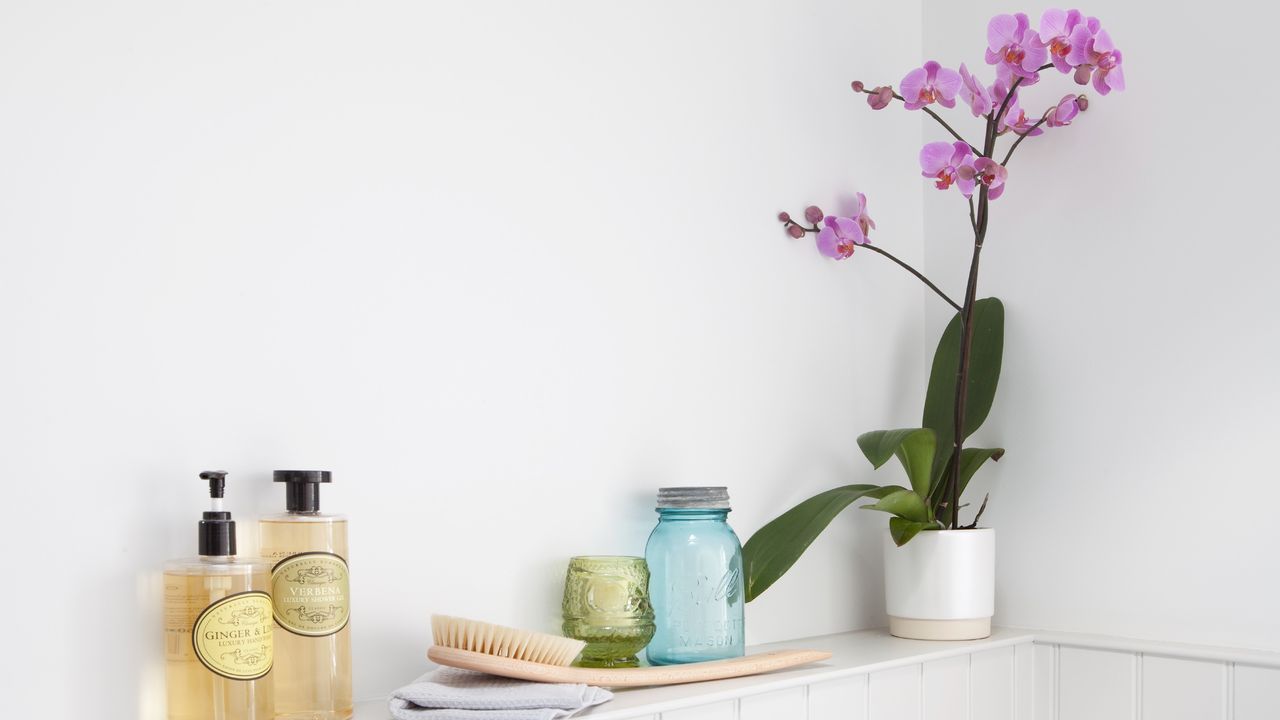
top-left (431, 614), bottom-right (586, 667)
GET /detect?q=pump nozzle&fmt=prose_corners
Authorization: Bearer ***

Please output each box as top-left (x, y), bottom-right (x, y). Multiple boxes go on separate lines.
top-left (195, 471), bottom-right (236, 557)
top-left (199, 471), bottom-right (227, 499)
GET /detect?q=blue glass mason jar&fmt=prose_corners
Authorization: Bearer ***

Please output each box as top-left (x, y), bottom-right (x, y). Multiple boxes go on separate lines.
top-left (644, 487), bottom-right (745, 665)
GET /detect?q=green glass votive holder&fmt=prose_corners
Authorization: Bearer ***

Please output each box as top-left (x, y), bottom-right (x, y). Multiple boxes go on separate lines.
top-left (561, 556), bottom-right (657, 668)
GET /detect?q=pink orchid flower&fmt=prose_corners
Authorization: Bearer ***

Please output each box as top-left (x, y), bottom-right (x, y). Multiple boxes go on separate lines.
top-left (1044, 95), bottom-right (1081, 127)
top-left (851, 192), bottom-right (875, 237)
top-left (999, 102), bottom-right (1043, 136)
top-left (960, 158), bottom-right (1009, 200)
top-left (958, 64), bottom-right (992, 117)
top-left (986, 13), bottom-right (1047, 83)
top-left (816, 215), bottom-right (866, 260)
top-left (920, 141), bottom-right (978, 198)
top-left (867, 86), bottom-right (894, 110)
top-left (1069, 27), bottom-right (1125, 95)
top-left (989, 79), bottom-right (1016, 111)
top-left (992, 81), bottom-right (1043, 137)
top-left (900, 61), bottom-right (962, 110)
top-left (1038, 9), bottom-right (1087, 74)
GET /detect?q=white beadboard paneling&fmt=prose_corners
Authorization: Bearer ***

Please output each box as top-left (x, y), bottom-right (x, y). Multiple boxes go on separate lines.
top-left (809, 675), bottom-right (869, 720)
top-left (660, 701), bottom-right (736, 720)
top-left (1058, 647), bottom-right (1135, 720)
top-left (970, 645), bottom-right (1015, 720)
top-left (1140, 656), bottom-right (1225, 720)
top-left (922, 655), bottom-right (968, 720)
top-left (1014, 642), bottom-right (1035, 720)
top-left (1235, 665), bottom-right (1280, 720)
top-left (739, 687), bottom-right (806, 720)
top-left (1033, 644), bottom-right (1056, 720)
top-left (869, 664), bottom-right (921, 720)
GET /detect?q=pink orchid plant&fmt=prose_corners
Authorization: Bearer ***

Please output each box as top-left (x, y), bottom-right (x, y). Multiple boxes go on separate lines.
top-left (743, 9), bottom-right (1124, 602)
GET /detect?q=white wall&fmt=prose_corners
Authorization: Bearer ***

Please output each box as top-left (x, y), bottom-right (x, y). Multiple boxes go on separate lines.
top-left (922, 0), bottom-right (1280, 651)
top-left (0, 1), bottom-right (925, 717)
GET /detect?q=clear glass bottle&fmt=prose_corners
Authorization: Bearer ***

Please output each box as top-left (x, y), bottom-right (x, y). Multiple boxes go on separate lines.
top-left (258, 470), bottom-right (352, 720)
top-left (164, 472), bottom-right (274, 720)
top-left (644, 486), bottom-right (745, 665)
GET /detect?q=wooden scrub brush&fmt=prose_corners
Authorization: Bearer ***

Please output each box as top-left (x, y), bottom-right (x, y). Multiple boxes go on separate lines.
top-left (428, 614), bottom-right (831, 688)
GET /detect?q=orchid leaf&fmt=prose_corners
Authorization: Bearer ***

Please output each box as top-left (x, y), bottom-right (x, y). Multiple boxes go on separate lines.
top-left (934, 447), bottom-right (1005, 525)
top-left (857, 429), bottom-right (925, 469)
top-left (922, 297), bottom-right (1005, 484)
top-left (856, 428), bottom-right (937, 498)
top-left (742, 484), bottom-right (903, 602)
top-left (958, 447), bottom-right (1005, 492)
top-left (929, 447), bottom-right (1006, 503)
top-left (862, 488), bottom-right (931, 524)
top-left (889, 516), bottom-right (942, 546)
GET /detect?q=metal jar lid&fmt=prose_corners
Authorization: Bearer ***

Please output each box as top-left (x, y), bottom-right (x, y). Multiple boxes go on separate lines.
top-left (656, 486), bottom-right (731, 510)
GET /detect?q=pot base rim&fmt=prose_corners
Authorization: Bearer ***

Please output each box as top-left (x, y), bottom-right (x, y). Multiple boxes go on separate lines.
top-left (888, 616), bottom-right (992, 641)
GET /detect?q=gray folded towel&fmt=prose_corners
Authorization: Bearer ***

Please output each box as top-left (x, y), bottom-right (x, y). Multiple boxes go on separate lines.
top-left (388, 667), bottom-right (613, 720)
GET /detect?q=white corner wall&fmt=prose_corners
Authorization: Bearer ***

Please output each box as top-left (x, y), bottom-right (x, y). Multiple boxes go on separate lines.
top-left (0, 1), bottom-right (925, 717)
top-left (922, 0), bottom-right (1280, 651)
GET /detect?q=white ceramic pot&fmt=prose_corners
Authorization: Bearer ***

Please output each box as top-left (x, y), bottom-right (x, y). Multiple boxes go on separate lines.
top-left (883, 528), bottom-right (994, 640)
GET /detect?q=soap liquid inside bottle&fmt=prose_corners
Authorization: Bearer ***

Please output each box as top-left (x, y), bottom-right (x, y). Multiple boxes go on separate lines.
top-left (259, 515), bottom-right (353, 720)
top-left (163, 561), bottom-right (273, 720)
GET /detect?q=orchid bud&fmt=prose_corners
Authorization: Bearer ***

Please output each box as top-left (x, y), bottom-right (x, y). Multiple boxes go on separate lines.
top-left (868, 87), bottom-right (893, 110)
top-left (851, 80), bottom-right (865, 93)
top-left (777, 211), bottom-right (791, 223)
top-left (1076, 94), bottom-right (1089, 111)
top-left (786, 224), bottom-right (805, 239)
top-left (803, 205), bottom-right (824, 224)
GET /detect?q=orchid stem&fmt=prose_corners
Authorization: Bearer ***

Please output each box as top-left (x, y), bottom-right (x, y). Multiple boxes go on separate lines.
top-left (1001, 115), bottom-right (1050, 166)
top-left (922, 107), bottom-right (981, 155)
top-left (945, 63), bottom-right (1057, 528)
top-left (987, 63), bottom-right (1055, 162)
top-left (949, 187), bottom-right (986, 530)
top-left (855, 87), bottom-right (980, 155)
top-left (861, 244), bottom-right (962, 313)
top-left (785, 222), bottom-right (961, 312)
top-left (988, 76), bottom-right (1025, 150)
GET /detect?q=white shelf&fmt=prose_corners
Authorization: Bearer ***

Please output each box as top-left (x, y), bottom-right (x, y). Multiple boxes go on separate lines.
top-left (353, 626), bottom-right (1037, 720)
top-left (354, 627), bottom-right (1280, 720)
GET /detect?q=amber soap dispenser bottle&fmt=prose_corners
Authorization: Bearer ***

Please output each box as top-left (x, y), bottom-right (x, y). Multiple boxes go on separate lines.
top-left (259, 470), bottom-right (352, 720)
top-left (163, 471), bottom-right (273, 720)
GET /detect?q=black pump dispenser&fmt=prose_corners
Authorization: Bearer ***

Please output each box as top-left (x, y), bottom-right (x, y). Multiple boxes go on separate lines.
top-left (274, 469), bottom-right (331, 513)
top-left (197, 470), bottom-right (237, 557)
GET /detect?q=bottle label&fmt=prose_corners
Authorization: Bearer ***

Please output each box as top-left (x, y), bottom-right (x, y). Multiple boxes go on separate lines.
top-left (192, 591), bottom-right (274, 680)
top-left (271, 551), bottom-right (351, 636)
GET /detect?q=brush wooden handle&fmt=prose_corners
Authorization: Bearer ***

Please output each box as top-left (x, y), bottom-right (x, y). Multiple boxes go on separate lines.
top-left (427, 646), bottom-right (832, 687)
